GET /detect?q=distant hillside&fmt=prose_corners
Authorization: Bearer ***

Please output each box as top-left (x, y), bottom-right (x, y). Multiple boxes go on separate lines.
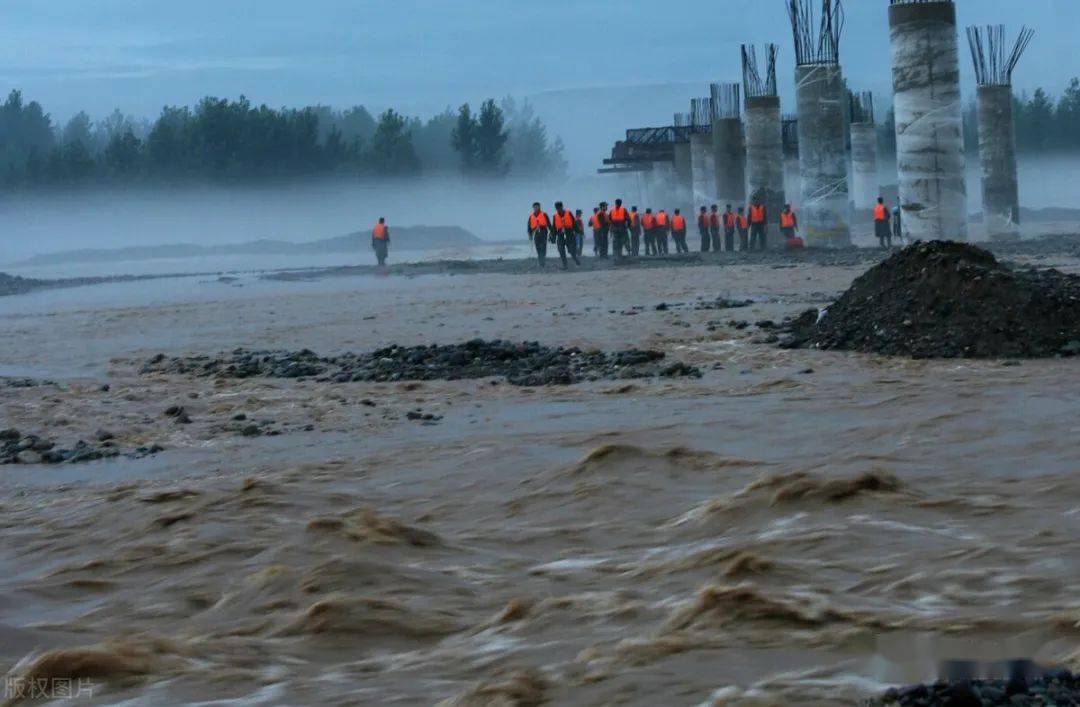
top-left (19, 225), bottom-right (483, 267)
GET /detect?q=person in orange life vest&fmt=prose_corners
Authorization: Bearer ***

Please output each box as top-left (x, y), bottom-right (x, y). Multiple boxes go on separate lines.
top-left (697, 206), bottom-right (711, 252)
top-left (372, 217), bottom-right (390, 266)
top-left (588, 207), bottom-right (602, 256)
top-left (551, 201), bottom-right (580, 269)
top-left (670, 209), bottom-right (689, 254)
top-left (573, 209), bottom-right (585, 256)
top-left (597, 202), bottom-right (612, 258)
top-left (736, 207), bottom-right (750, 252)
top-left (748, 195), bottom-right (768, 251)
top-left (608, 198), bottom-right (631, 259)
top-left (708, 204), bottom-right (722, 252)
top-left (722, 204), bottom-right (737, 252)
top-left (780, 204), bottom-right (803, 250)
top-left (629, 206), bottom-right (642, 257)
top-left (527, 202), bottom-right (552, 268)
top-left (873, 197), bottom-right (892, 249)
top-left (654, 209), bottom-right (670, 254)
top-left (641, 208), bottom-right (657, 256)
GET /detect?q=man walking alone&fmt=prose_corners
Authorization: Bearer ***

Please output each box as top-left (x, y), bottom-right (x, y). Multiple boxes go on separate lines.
top-left (372, 217), bottom-right (390, 266)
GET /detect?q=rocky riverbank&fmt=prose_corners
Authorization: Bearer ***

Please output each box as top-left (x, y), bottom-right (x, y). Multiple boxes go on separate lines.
top-left (141, 340), bottom-right (702, 386)
top-left (870, 670), bottom-right (1080, 706)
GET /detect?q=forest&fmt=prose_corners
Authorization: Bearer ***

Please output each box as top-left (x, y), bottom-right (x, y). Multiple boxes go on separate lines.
top-left (0, 92), bottom-right (567, 188)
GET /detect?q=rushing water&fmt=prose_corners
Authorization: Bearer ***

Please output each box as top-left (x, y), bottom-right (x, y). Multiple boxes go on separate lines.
top-left (1, 257), bottom-right (1078, 705)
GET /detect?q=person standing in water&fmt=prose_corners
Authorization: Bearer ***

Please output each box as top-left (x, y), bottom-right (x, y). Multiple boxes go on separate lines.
top-left (372, 217), bottom-right (390, 266)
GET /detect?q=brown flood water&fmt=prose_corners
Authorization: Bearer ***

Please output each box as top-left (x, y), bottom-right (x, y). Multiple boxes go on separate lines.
top-left (1, 257), bottom-right (1079, 705)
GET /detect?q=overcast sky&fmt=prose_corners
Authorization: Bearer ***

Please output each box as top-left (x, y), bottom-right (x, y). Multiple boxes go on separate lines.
top-left (3, 0), bottom-right (1077, 172)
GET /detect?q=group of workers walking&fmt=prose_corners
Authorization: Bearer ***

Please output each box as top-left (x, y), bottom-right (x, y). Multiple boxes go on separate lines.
top-left (370, 195), bottom-right (902, 268)
top-left (525, 195), bottom-right (797, 269)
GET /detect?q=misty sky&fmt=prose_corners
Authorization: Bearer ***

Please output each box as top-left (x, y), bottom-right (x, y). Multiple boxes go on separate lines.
top-left (3, 0), bottom-right (1078, 173)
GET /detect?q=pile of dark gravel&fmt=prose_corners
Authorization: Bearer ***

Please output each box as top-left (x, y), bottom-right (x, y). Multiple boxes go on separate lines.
top-left (870, 670), bottom-right (1079, 706)
top-left (141, 339), bottom-right (702, 386)
top-left (1, 428), bottom-right (163, 465)
top-left (780, 241), bottom-right (1080, 358)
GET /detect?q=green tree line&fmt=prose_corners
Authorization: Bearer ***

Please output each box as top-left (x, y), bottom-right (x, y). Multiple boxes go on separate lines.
top-left (0, 91), bottom-right (567, 188)
top-left (877, 78), bottom-right (1080, 157)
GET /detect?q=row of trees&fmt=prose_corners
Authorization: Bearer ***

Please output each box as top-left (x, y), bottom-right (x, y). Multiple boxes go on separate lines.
top-left (0, 91), bottom-right (567, 187)
top-left (875, 78), bottom-right (1080, 157)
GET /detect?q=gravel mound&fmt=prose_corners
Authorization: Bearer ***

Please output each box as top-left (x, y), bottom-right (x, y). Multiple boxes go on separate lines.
top-left (781, 241), bottom-right (1080, 358)
top-left (869, 670), bottom-right (1079, 706)
top-left (141, 340), bottom-right (702, 386)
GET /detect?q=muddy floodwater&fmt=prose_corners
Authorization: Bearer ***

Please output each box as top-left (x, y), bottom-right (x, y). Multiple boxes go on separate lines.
top-left (1, 253), bottom-right (1079, 705)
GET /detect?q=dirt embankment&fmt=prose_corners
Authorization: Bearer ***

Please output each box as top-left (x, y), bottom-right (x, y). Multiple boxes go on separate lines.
top-left (781, 240), bottom-right (1080, 359)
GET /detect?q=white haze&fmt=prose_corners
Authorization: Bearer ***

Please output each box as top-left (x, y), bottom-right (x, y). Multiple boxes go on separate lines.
top-left (3, 154), bottom-right (1080, 276)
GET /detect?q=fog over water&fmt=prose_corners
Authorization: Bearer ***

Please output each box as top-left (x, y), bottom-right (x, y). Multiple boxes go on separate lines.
top-left (4, 154), bottom-right (1080, 277)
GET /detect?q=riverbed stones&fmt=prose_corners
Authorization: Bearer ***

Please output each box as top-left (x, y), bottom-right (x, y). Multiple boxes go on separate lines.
top-left (870, 669), bottom-right (1080, 706)
top-left (142, 340), bottom-right (702, 386)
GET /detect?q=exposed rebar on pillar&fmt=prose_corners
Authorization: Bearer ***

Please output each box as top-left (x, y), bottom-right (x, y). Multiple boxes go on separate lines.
top-left (889, 0), bottom-right (967, 241)
top-left (690, 98), bottom-right (718, 206)
top-left (967, 24), bottom-right (1034, 241)
top-left (849, 91), bottom-right (880, 210)
top-left (742, 44), bottom-right (785, 241)
top-left (788, 0), bottom-right (850, 247)
top-left (710, 82), bottom-right (746, 206)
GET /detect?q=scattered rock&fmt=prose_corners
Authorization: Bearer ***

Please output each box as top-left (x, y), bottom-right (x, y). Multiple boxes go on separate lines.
top-left (141, 340), bottom-right (703, 387)
top-left (95, 430), bottom-right (115, 442)
top-left (2, 432), bottom-right (159, 466)
top-left (241, 425), bottom-right (262, 437)
top-left (869, 670), bottom-right (1080, 706)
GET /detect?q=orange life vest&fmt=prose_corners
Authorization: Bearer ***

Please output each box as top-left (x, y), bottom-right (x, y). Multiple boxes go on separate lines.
top-left (709, 212), bottom-right (720, 228)
top-left (641, 213), bottom-right (656, 229)
top-left (553, 210), bottom-right (574, 230)
top-left (529, 212), bottom-right (550, 230)
top-left (655, 212), bottom-right (668, 227)
top-left (873, 203), bottom-right (888, 221)
top-left (671, 214), bottom-right (686, 231)
top-left (609, 206), bottom-right (628, 224)
top-left (737, 215), bottom-right (749, 229)
top-left (780, 211), bottom-right (795, 228)
top-left (750, 204), bottom-right (766, 224)
top-left (372, 223), bottom-right (388, 239)
top-left (630, 211), bottom-right (639, 227)
top-left (589, 214), bottom-right (601, 229)
top-left (723, 212), bottom-right (735, 228)
top-left (698, 213), bottom-right (709, 229)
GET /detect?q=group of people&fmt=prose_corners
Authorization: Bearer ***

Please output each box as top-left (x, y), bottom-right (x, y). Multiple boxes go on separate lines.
top-left (525, 195), bottom-right (798, 269)
top-left (371, 195), bottom-right (903, 268)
